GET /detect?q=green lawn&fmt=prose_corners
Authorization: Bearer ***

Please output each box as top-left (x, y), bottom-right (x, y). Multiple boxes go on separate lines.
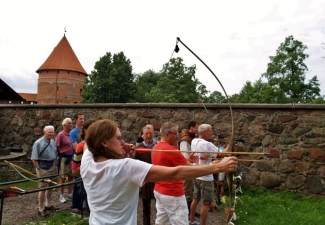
top-left (224, 187), bottom-right (325, 225)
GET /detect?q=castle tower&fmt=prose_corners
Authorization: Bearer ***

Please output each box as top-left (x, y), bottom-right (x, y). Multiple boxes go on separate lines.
top-left (36, 35), bottom-right (87, 104)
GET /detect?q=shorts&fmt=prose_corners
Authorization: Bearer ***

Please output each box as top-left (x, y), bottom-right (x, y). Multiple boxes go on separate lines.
top-left (36, 162), bottom-right (57, 188)
top-left (59, 157), bottom-right (72, 178)
top-left (183, 179), bottom-right (194, 202)
top-left (154, 190), bottom-right (188, 225)
top-left (193, 179), bottom-right (214, 205)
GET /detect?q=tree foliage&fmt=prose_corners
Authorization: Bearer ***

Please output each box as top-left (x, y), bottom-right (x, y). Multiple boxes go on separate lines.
top-left (204, 90), bottom-right (227, 103)
top-left (133, 70), bottom-right (160, 103)
top-left (81, 52), bottom-right (135, 103)
top-left (134, 57), bottom-right (207, 103)
top-left (261, 35), bottom-right (322, 103)
top-left (231, 79), bottom-right (286, 103)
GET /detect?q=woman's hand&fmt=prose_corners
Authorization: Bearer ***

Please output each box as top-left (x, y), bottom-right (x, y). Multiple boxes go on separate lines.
top-left (188, 153), bottom-right (198, 164)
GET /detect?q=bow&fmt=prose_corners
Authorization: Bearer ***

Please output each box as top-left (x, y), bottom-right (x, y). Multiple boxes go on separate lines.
top-left (175, 37), bottom-right (235, 224)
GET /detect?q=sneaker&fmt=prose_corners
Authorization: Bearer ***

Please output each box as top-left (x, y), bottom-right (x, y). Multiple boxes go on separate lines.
top-left (71, 208), bottom-right (81, 214)
top-left (59, 195), bottom-right (67, 203)
top-left (38, 209), bottom-right (49, 217)
top-left (67, 193), bottom-right (73, 200)
top-left (189, 221), bottom-right (200, 225)
top-left (44, 205), bottom-right (59, 212)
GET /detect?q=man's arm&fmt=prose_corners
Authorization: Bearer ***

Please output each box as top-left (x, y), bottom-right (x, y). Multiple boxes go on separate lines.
top-left (32, 159), bottom-right (40, 170)
top-left (72, 142), bottom-right (78, 152)
top-left (145, 156), bottom-right (238, 182)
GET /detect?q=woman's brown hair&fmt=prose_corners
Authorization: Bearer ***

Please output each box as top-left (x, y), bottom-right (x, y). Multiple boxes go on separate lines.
top-left (85, 119), bottom-right (121, 159)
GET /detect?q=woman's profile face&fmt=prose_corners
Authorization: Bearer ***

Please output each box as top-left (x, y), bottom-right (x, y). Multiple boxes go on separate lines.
top-left (102, 127), bottom-right (124, 157)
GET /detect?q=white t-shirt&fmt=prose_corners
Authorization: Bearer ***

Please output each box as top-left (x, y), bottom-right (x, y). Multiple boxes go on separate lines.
top-left (191, 138), bottom-right (219, 181)
top-left (81, 149), bottom-right (152, 225)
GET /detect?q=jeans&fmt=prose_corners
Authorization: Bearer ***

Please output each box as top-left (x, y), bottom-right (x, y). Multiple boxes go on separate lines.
top-left (71, 176), bottom-right (88, 212)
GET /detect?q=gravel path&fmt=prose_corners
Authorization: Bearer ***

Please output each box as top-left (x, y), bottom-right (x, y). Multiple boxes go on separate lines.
top-left (1, 190), bottom-right (224, 225)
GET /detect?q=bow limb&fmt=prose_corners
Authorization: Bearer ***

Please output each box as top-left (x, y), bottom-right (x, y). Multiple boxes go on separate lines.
top-left (176, 37), bottom-right (235, 224)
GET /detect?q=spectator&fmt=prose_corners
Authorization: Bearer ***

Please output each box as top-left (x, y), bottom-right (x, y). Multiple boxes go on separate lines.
top-left (71, 119), bottom-right (96, 215)
top-left (134, 124), bottom-right (157, 225)
top-left (55, 118), bottom-right (74, 203)
top-left (31, 126), bottom-right (58, 217)
top-left (179, 121), bottom-right (201, 218)
top-left (190, 124), bottom-right (219, 225)
top-left (151, 122), bottom-right (197, 225)
top-left (70, 113), bottom-right (84, 213)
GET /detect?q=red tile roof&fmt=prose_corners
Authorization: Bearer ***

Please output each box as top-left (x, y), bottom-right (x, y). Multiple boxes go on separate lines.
top-left (18, 93), bottom-right (37, 102)
top-left (36, 35), bottom-right (87, 75)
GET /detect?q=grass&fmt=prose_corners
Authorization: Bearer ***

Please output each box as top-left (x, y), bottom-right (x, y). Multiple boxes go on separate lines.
top-left (20, 212), bottom-right (89, 225)
top-left (14, 186), bottom-right (324, 225)
top-left (3, 167), bottom-right (324, 225)
top-left (224, 186), bottom-right (325, 225)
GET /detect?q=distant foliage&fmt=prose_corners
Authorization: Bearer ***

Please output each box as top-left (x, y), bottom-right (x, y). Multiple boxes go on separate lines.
top-left (81, 52), bottom-right (136, 103)
top-left (232, 35), bottom-right (324, 104)
top-left (134, 57), bottom-right (208, 103)
top-left (81, 37), bottom-right (324, 104)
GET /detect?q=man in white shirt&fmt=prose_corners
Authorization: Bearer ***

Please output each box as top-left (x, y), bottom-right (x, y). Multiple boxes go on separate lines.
top-left (189, 124), bottom-right (219, 225)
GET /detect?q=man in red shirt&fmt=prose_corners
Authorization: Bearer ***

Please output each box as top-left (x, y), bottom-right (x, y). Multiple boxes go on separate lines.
top-left (55, 118), bottom-right (74, 203)
top-left (152, 122), bottom-right (198, 225)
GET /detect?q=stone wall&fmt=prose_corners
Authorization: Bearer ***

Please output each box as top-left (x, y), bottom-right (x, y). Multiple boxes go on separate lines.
top-left (1, 103), bottom-right (325, 195)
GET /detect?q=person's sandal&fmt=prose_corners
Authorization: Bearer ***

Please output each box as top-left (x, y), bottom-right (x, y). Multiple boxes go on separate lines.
top-left (38, 209), bottom-right (49, 217)
top-left (45, 205), bottom-right (59, 212)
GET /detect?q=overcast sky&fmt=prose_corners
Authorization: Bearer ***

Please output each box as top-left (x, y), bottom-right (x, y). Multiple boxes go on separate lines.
top-left (1, 0), bottom-right (324, 97)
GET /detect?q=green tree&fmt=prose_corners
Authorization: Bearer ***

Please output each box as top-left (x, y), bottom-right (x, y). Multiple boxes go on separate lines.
top-left (232, 79), bottom-right (286, 103)
top-left (81, 52), bottom-right (135, 103)
top-left (133, 70), bottom-right (160, 103)
top-left (262, 35), bottom-right (322, 103)
top-left (136, 57), bottom-right (206, 103)
top-left (205, 90), bottom-right (227, 103)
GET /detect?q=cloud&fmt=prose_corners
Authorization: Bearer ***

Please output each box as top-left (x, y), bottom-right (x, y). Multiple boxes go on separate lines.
top-left (0, 0), bottom-right (324, 97)
top-left (0, 69), bottom-right (38, 93)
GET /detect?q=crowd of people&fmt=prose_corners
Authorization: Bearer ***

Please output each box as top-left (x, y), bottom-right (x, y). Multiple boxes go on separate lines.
top-left (31, 113), bottom-right (90, 217)
top-left (31, 117), bottom-right (237, 225)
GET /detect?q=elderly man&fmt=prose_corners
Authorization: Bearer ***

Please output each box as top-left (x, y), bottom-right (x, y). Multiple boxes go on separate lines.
top-left (152, 122), bottom-right (198, 225)
top-left (55, 118), bottom-right (74, 203)
top-left (31, 125), bottom-right (58, 217)
top-left (135, 124), bottom-right (157, 225)
top-left (189, 124), bottom-right (219, 225)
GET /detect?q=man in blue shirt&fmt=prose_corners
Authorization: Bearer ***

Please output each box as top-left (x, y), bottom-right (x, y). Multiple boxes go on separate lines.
top-left (31, 125), bottom-right (58, 217)
top-left (70, 113), bottom-right (84, 213)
